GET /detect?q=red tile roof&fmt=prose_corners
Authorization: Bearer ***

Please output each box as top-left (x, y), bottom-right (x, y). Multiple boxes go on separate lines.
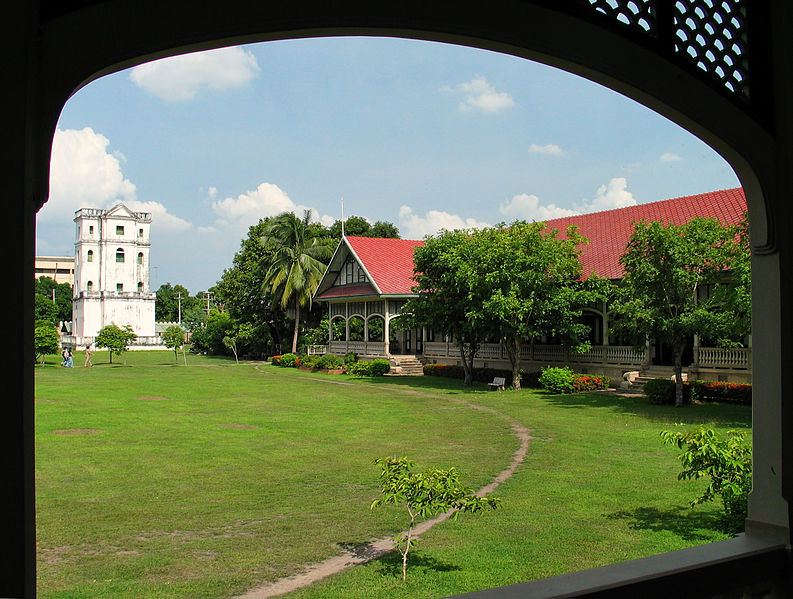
top-left (544, 187), bottom-right (747, 279)
top-left (345, 236), bottom-right (425, 294)
top-left (316, 188), bottom-right (748, 298)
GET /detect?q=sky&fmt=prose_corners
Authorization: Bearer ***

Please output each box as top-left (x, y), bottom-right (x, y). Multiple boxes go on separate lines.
top-left (37, 36), bottom-right (740, 293)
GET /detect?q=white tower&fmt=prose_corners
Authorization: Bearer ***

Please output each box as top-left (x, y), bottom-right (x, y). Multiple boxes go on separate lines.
top-left (71, 204), bottom-right (156, 340)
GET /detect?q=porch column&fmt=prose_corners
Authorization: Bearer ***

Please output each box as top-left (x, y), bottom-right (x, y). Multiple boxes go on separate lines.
top-left (384, 303), bottom-right (391, 356)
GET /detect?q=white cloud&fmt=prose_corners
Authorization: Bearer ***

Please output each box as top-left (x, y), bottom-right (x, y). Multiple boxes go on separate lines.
top-left (448, 76), bottom-right (516, 113)
top-left (660, 152), bottom-right (683, 163)
top-left (129, 46), bottom-right (260, 101)
top-left (126, 200), bottom-right (193, 232)
top-left (575, 177), bottom-right (637, 212)
top-left (211, 181), bottom-right (333, 232)
top-left (529, 143), bottom-right (564, 156)
top-left (41, 127), bottom-right (193, 234)
top-left (397, 205), bottom-right (490, 239)
top-left (499, 193), bottom-right (578, 221)
top-left (42, 127), bottom-right (137, 221)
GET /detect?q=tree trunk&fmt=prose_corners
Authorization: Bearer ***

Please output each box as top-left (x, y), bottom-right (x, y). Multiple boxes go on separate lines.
top-left (458, 341), bottom-right (473, 386)
top-left (291, 300), bottom-right (300, 354)
top-left (673, 342), bottom-right (685, 407)
top-left (505, 336), bottom-right (521, 390)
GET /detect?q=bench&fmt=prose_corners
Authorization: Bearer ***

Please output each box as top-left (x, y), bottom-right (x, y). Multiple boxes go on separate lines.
top-left (488, 376), bottom-right (506, 391)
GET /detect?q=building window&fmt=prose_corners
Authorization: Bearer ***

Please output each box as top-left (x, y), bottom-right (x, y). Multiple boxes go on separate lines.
top-left (116, 225), bottom-right (124, 235)
top-left (116, 249), bottom-right (124, 263)
top-left (138, 282), bottom-right (143, 292)
top-left (117, 283), bottom-right (123, 293)
top-left (87, 250), bottom-right (93, 262)
top-left (89, 225), bottom-right (94, 235)
top-left (138, 228), bottom-right (143, 238)
top-left (86, 281), bottom-right (93, 292)
top-left (137, 252), bottom-right (143, 265)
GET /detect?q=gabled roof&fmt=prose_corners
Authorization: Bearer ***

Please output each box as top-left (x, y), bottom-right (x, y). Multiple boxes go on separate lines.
top-left (544, 187), bottom-right (747, 279)
top-left (314, 236), bottom-right (425, 300)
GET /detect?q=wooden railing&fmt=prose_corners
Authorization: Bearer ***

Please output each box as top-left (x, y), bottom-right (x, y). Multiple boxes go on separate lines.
top-left (423, 342), bottom-right (645, 365)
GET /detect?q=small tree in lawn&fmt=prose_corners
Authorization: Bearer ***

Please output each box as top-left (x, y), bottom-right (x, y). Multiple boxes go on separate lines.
top-left (34, 322), bottom-right (61, 365)
top-left (371, 456), bottom-right (500, 581)
top-left (162, 325), bottom-right (187, 364)
top-left (610, 217), bottom-right (749, 406)
top-left (95, 323), bottom-right (137, 364)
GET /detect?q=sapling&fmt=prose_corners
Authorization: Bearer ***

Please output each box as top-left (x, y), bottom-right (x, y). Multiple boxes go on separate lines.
top-left (371, 456), bottom-right (500, 581)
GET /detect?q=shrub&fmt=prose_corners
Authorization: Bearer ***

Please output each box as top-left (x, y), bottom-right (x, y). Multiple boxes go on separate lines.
top-left (343, 352), bottom-right (358, 366)
top-left (277, 353), bottom-right (298, 367)
top-left (345, 360), bottom-right (373, 377)
top-left (316, 353), bottom-right (344, 370)
top-left (270, 354), bottom-right (283, 366)
top-left (643, 378), bottom-right (693, 405)
top-left (571, 373), bottom-right (610, 392)
top-left (661, 426), bottom-right (751, 534)
top-left (299, 353), bottom-right (320, 369)
top-left (687, 380), bottom-right (751, 405)
top-left (369, 359), bottom-right (391, 376)
top-left (538, 366), bottom-right (576, 394)
top-left (422, 364), bottom-right (526, 387)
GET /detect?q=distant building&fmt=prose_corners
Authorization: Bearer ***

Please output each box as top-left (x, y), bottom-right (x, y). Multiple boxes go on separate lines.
top-left (34, 255), bottom-right (75, 285)
top-left (64, 204), bottom-right (159, 348)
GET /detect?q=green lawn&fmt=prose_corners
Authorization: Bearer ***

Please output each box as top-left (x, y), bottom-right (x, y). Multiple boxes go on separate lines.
top-left (35, 352), bottom-right (750, 598)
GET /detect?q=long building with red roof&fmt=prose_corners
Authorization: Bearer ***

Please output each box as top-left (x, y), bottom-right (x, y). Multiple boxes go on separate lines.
top-left (312, 188), bottom-right (750, 382)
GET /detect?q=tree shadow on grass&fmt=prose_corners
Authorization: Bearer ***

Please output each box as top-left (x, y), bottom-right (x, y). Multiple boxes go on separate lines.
top-left (371, 550), bottom-right (462, 579)
top-left (541, 391), bottom-right (751, 429)
top-left (606, 505), bottom-right (728, 542)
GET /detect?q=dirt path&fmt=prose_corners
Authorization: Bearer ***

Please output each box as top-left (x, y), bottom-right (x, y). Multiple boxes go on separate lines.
top-left (237, 368), bottom-right (534, 598)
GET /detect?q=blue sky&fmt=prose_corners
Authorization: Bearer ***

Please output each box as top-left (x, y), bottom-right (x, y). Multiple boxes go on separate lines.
top-left (37, 36), bottom-right (740, 293)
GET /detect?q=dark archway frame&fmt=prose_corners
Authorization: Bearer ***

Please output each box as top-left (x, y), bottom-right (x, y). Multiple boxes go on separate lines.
top-left (7, 1), bottom-right (793, 596)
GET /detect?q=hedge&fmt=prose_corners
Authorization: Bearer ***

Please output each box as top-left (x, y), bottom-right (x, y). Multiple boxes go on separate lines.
top-left (643, 378), bottom-right (751, 406)
top-left (422, 364), bottom-right (544, 388)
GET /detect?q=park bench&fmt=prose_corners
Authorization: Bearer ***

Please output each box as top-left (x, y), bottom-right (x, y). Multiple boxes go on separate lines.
top-left (488, 376), bottom-right (506, 391)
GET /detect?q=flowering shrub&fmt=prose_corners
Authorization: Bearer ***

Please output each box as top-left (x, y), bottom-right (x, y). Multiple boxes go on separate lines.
top-left (539, 366), bottom-right (610, 394)
top-left (688, 380), bottom-right (751, 405)
top-left (270, 354), bottom-right (283, 366)
top-left (274, 353), bottom-right (297, 367)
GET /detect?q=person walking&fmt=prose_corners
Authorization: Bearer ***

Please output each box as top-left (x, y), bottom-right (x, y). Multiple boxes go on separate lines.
top-left (84, 345), bottom-right (93, 367)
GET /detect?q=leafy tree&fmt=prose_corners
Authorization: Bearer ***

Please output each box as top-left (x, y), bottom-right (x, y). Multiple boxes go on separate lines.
top-left (35, 293), bottom-right (59, 326)
top-left (610, 217), bottom-right (749, 406)
top-left (190, 309), bottom-right (235, 355)
top-left (371, 457), bottom-right (500, 581)
top-left (95, 323), bottom-right (137, 364)
top-left (155, 283), bottom-right (198, 322)
top-left (35, 276), bottom-right (73, 322)
top-left (34, 322), bottom-right (60, 365)
top-left (162, 325), bottom-right (186, 362)
top-left (214, 218), bottom-right (289, 357)
top-left (328, 215), bottom-right (400, 239)
top-left (181, 305), bottom-right (208, 333)
top-left (466, 221), bottom-right (604, 390)
top-left (261, 210), bottom-right (334, 354)
top-left (369, 220), bottom-right (401, 239)
top-left (661, 426), bottom-right (751, 534)
top-left (399, 229), bottom-right (485, 386)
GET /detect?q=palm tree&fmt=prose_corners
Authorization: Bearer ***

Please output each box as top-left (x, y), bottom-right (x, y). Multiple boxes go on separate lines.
top-left (261, 210), bottom-right (334, 354)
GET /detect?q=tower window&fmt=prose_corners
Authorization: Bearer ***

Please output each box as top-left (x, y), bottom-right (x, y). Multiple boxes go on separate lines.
top-left (87, 250), bottom-right (93, 262)
top-left (117, 283), bottom-right (123, 292)
top-left (116, 249), bottom-right (125, 263)
top-left (86, 281), bottom-right (93, 292)
top-left (116, 225), bottom-right (124, 235)
top-left (137, 252), bottom-right (143, 265)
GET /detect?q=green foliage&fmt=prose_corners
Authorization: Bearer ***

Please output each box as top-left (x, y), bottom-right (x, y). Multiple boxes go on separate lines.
top-left (538, 366), bottom-right (576, 394)
top-left (327, 215), bottom-right (400, 239)
top-left (344, 358), bottom-right (391, 377)
top-left (95, 323), bottom-right (137, 364)
top-left (155, 283), bottom-right (200, 322)
top-left (371, 456), bottom-right (500, 581)
top-left (261, 210), bottom-right (335, 354)
top-left (277, 353), bottom-right (298, 367)
top-left (35, 276), bottom-right (73, 322)
top-left (661, 426), bottom-right (751, 534)
top-left (315, 353), bottom-right (344, 370)
top-left (34, 322), bottom-right (61, 364)
top-left (687, 380), bottom-right (751, 405)
top-left (35, 293), bottom-right (59, 326)
top-left (162, 325), bottom-right (186, 360)
top-left (189, 310), bottom-right (235, 355)
top-left (422, 364), bottom-right (537, 388)
top-left (343, 352), bottom-right (357, 365)
top-left (643, 378), bottom-right (684, 405)
top-left (610, 216), bottom-right (750, 406)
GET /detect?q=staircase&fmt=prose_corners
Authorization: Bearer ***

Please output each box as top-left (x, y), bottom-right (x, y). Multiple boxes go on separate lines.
top-left (623, 367), bottom-right (681, 394)
top-left (386, 355), bottom-right (425, 376)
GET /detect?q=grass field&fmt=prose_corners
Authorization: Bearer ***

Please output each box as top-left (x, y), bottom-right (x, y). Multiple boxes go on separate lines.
top-left (35, 351), bottom-right (751, 598)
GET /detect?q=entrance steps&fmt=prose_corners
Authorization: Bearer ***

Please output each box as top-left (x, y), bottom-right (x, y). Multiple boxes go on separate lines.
top-left (624, 367), bottom-right (683, 394)
top-left (386, 355), bottom-right (425, 376)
